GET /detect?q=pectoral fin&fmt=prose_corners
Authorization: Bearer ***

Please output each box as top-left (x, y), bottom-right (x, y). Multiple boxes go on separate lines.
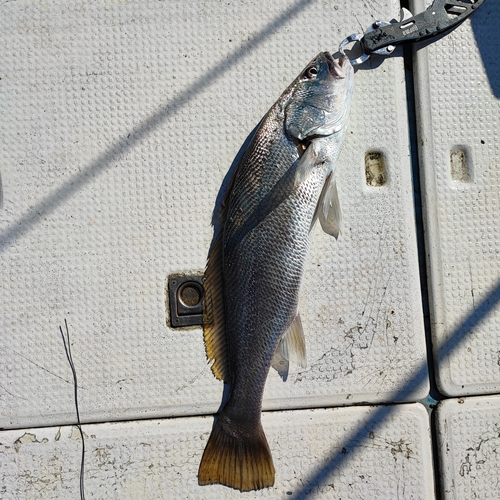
top-left (271, 314), bottom-right (307, 381)
top-left (319, 176), bottom-right (342, 238)
top-left (311, 173), bottom-right (342, 238)
top-left (294, 141), bottom-right (320, 186)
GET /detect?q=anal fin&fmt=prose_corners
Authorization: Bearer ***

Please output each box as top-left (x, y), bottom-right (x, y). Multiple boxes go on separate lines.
top-left (271, 314), bottom-right (307, 381)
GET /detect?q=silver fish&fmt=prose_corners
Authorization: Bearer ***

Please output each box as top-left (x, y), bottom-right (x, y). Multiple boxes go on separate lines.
top-left (199, 52), bottom-right (354, 491)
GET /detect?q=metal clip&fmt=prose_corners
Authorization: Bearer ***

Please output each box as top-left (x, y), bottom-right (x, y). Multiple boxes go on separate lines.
top-left (339, 0), bottom-right (486, 66)
top-left (339, 34), bottom-right (370, 66)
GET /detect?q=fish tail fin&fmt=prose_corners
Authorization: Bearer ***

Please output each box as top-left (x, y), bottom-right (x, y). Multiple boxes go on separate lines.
top-left (198, 417), bottom-right (275, 492)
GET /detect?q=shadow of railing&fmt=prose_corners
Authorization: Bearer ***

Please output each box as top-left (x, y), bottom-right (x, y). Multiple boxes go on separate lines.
top-left (291, 278), bottom-right (500, 499)
top-left (0, 0), bottom-right (316, 253)
top-left (471, 0), bottom-right (500, 98)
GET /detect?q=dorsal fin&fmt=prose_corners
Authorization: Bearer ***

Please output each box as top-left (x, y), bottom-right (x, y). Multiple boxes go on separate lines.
top-left (202, 231), bottom-right (229, 381)
top-left (204, 136), bottom-right (253, 381)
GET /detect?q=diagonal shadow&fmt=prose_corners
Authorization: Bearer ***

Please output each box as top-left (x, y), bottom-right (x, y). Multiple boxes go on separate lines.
top-left (471, 0), bottom-right (500, 97)
top-left (291, 278), bottom-right (500, 499)
top-left (0, 0), bottom-right (316, 253)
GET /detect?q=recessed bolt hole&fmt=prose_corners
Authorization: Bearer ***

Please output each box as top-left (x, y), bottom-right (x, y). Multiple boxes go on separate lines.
top-left (365, 151), bottom-right (387, 187)
top-left (179, 284), bottom-right (201, 307)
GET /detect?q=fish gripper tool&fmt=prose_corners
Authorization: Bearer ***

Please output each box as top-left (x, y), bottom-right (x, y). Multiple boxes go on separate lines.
top-left (339, 0), bottom-right (486, 66)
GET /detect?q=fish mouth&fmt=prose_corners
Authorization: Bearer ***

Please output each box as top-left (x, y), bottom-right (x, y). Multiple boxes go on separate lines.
top-left (324, 52), bottom-right (349, 78)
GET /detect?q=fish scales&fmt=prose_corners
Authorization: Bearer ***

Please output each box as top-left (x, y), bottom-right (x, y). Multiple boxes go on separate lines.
top-left (199, 52), bottom-right (354, 491)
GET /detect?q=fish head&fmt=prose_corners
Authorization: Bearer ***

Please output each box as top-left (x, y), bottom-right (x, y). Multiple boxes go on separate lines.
top-left (285, 52), bottom-right (354, 141)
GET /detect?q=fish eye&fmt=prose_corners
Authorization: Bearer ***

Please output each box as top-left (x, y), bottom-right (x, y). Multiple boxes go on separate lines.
top-left (304, 66), bottom-right (318, 79)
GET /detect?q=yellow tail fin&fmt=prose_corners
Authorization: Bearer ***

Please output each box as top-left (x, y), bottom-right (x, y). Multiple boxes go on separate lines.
top-left (198, 417), bottom-right (275, 492)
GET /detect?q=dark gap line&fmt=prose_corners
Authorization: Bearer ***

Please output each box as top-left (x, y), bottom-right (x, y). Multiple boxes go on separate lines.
top-left (401, 0), bottom-right (443, 496)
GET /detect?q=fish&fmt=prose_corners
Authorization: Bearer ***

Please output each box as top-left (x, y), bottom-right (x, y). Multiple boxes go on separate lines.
top-left (198, 51), bottom-right (354, 491)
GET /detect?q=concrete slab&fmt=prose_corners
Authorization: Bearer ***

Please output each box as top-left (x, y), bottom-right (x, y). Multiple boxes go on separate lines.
top-left (411, 0), bottom-right (500, 396)
top-left (435, 395), bottom-right (500, 499)
top-left (0, 0), bottom-right (427, 429)
top-left (0, 403), bottom-right (434, 499)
